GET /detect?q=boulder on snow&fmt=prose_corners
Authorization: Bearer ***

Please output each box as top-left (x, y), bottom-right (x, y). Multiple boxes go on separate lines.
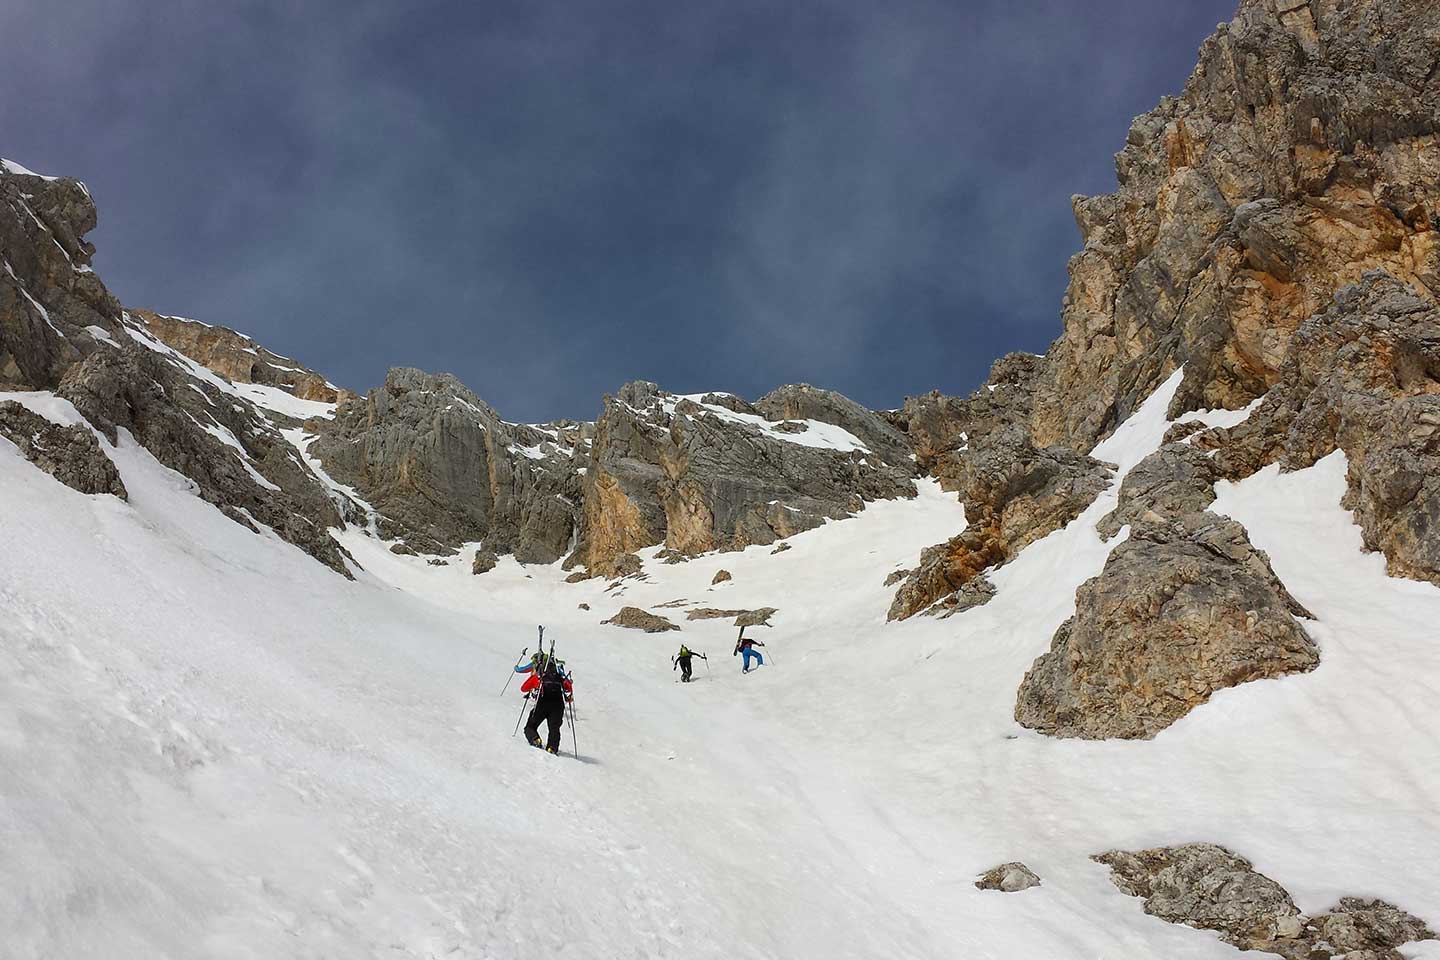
top-left (472, 548), bottom-right (497, 575)
top-left (602, 607), bottom-right (680, 633)
top-left (610, 553), bottom-right (644, 578)
top-left (735, 607), bottom-right (777, 628)
top-left (685, 607), bottom-right (778, 627)
top-left (1093, 843), bottom-right (1436, 959)
top-left (0, 401), bottom-right (127, 499)
top-left (974, 862), bottom-right (1041, 893)
top-left (1015, 514), bottom-right (1316, 739)
top-left (711, 569), bottom-right (732, 585)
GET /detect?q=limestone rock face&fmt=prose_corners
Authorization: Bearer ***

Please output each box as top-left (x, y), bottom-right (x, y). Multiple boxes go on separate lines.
top-left (2, 161), bottom-right (358, 574)
top-left (1096, 442), bottom-right (1219, 540)
top-left (888, 428), bottom-right (1112, 620)
top-left (891, 353), bottom-right (1045, 491)
top-left (0, 400), bottom-right (126, 498)
top-left (753, 383), bottom-right (914, 468)
top-left (0, 162), bottom-right (123, 391)
top-left (1095, 844), bottom-right (1435, 959)
top-left (1030, 0), bottom-right (1440, 452)
top-left (571, 381), bottom-right (916, 577)
top-left (134, 309), bottom-right (351, 405)
top-left (1200, 274), bottom-right (1440, 585)
top-left (59, 344), bottom-right (352, 575)
top-left (309, 368), bottom-right (588, 562)
top-left (1015, 514), bottom-right (1316, 739)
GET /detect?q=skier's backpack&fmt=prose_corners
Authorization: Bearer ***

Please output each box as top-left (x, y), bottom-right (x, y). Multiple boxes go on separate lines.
top-left (540, 661), bottom-right (566, 696)
top-left (679, 645), bottom-right (691, 658)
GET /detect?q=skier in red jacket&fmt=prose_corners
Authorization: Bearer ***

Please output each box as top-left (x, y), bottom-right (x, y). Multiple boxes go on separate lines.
top-left (521, 660), bottom-right (573, 754)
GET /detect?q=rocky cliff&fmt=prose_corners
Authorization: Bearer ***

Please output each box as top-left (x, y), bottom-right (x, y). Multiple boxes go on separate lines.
top-left (133, 309), bottom-right (351, 405)
top-left (867, 0), bottom-right (1440, 746)
top-left (1031, 0), bottom-right (1440, 450)
top-left (1, 159), bottom-right (358, 574)
top-left (307, 368), bottom-right (588, 563)
top-left (570, 381), bottom-right (916, 577)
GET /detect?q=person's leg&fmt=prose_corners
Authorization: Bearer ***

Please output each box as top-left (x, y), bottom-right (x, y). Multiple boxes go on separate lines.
top-left (754, 650), bottom-right (764, 666)
top-left (681, 659), bottom-right (692, 681)
top-left (742, 649), bottom-right (755, 671)
top-left (523, 704), bottom-right (544, 746)
top-left (546, 700), bottom-right (565, 752)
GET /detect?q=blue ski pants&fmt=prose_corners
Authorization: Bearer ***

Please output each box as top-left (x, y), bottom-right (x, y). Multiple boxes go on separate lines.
top-left (742, 648), bottom-right (763, 670)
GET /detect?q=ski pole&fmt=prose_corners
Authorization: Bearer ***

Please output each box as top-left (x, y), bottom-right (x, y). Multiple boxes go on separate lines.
top-left (512, 692), bottom-right (532, 737)
top-left (499, 646), bottom-right (529, 696)
top-left (567, 698), bottom-right (579, 759)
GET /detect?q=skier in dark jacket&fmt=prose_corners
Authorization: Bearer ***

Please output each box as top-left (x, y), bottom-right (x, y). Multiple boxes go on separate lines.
top-left (672, 644), bottom-right (706, 682)
top-left (733, 632), bottom-right (764, 673)
top-left (521, 660), bottom-right (573, 753)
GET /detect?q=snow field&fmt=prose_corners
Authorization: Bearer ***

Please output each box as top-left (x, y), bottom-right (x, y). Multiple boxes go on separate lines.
top-left (1, 369), bottom-right (1437, 958)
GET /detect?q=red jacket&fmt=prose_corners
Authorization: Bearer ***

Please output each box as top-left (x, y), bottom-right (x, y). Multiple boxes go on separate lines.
top-left (521, 672), bottom-right (573, 696)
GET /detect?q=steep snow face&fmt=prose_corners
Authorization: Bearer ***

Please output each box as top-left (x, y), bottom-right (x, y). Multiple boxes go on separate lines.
top-left (1, 375), bottom-right (1437, 959)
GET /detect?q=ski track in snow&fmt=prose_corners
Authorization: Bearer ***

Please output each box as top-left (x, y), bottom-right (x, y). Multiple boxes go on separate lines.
top-left (1, 371), bottom-right (1437, 959)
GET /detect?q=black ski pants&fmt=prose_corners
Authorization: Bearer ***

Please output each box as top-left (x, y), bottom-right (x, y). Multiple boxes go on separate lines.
top-left (678, 656), bottom-right (693, 681)
top-left (524, 694), bottom-right (566, 751)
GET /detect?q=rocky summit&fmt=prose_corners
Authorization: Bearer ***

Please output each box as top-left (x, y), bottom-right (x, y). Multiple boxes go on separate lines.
top-left (4, 1), bottom-right (1440, 957)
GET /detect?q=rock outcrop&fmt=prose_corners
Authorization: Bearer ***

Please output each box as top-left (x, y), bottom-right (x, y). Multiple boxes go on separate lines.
top-left (59, 343), bottom-right (353, 574)
top-left (2, 160), bottom-right (354, 574)
top-left (888, 427), bottom-right (1111, 620)
top-left (890, 353), bottom-right (1045, 491)
top-left (308, 368), bottom-right (588, 562)
top-left (0, 400), bottom-right (126, 498)
top-left (1, 160), bottom-right (123, 391)
top-left (1015, 514), bottom-right (1316, 739)
top-left (134, 309), bottom-right (349, 405)
top-left (1095, 843), bottom-right (1435, 959)
top-left (602, 607), bottom-right (680, 633)
top-left (1095, 442), bottom-right (1219, 540)
top-left (1030, 0), bottom-right (1440, 451)
top-left (974, 862), bottom-right (1041, 893)
top-left (685, 606), bottom-right (777, 627)
top-left (1199, 274), bottom-right (1440, 586)
top-left (571, 381), bottom-right (916, 577)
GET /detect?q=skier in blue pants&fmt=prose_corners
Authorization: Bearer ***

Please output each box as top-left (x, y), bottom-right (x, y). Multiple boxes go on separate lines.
top-left (733, 631), bottom-right (765, 673)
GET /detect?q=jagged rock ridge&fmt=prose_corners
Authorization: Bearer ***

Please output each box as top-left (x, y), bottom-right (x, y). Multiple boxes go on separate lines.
top-left (2, 159), bottom-right (356, 574)
top-left (571, 380), bottom-right (918, 577)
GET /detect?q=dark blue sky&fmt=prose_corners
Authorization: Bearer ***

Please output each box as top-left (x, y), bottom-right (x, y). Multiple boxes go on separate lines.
top-left (2, 0), bottom-right (1236, 421)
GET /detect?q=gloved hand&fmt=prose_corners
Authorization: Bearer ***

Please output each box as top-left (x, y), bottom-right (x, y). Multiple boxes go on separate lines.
top-left (565, 694), bottom-right (574, 704)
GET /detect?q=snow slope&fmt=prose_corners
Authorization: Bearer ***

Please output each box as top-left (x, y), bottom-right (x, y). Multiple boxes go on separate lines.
top-left (1, 374), bottom-right (1437, 959)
